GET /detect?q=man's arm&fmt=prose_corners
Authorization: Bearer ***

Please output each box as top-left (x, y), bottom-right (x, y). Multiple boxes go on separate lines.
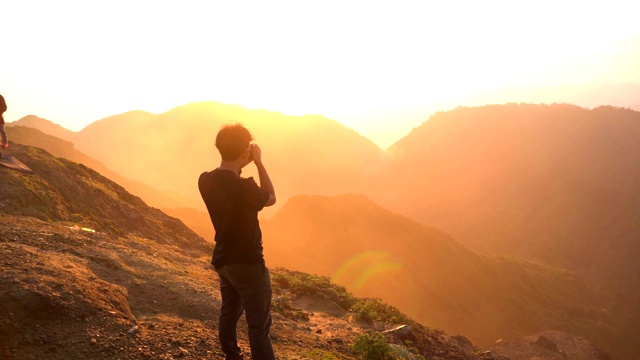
top-left (251, 144), bottom-right (276, 207)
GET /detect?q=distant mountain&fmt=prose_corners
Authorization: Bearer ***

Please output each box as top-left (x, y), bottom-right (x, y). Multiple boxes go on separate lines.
top-left (162, 207), bottom-right (214, 241)
top-left (8, 125), bottom-right (191, 210)
top-left (69, 102), bottom-right (385, 214)
top-left (261, 194), bottom-right (638, 359)
top-left (72, 110), bottom-right (155, 167)
top-left (8, 125), bottom-right (93, 165)
top-left (473, 82), bottom-right (640, 112)
top-left (9, 115), bottom-right (77, 142)
top-left (560, 82), bottom-right (640, 111)
top-left (366, 104), bottom-right (640, 291)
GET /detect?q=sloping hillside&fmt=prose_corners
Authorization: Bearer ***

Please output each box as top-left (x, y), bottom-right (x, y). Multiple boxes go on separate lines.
top-left (7, 125), bottom-right (94, 165)
top-left (486, 330), bottom-right (612, 360)
top-left (262, 194), bottom-right (637, 359)
top-left (8, 124), bottom-right (191, 209)
top-left (0, 143), bottom-right (209, 253)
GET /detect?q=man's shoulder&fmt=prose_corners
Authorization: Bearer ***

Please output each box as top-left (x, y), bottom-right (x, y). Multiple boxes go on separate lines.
top-left (199, 169), bottom-right (244, 189)
top-left (199, 169), bottom-right (214, 178)
top-left (198, 169), bottom-right (223, 190)
top-left (199, 169), bottom-right (226, 180)
top-left (198, 170), bottom-right (212, 184)
top-left (240, 176), bottom-right (258, 186)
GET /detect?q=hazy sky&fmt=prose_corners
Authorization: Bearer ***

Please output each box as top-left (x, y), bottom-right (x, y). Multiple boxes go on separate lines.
top-left (2, 0), bottom-right (639, 148)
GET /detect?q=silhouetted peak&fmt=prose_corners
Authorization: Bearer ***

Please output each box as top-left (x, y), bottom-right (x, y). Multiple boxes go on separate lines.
top-left (10, 115), bottom-right (76, 141)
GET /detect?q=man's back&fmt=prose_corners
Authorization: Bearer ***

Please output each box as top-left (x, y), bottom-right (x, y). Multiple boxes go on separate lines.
top-left (198, 168), bottom-right (270, 269)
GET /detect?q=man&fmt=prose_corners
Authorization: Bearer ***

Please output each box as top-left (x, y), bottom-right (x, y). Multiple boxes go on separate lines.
top-left (0, 94), bottom-right (8, 149)
top-left (198, 124), bottom-right (277, 360)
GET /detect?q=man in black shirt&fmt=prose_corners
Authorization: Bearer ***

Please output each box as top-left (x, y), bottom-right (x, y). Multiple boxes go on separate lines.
top-left (199, 124), bottom-right (276, 360)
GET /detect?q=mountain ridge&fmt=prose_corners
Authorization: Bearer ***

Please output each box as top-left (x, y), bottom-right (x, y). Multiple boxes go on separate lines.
top-left (10, 115), bottom-right (77, 142)
top-left (368, 103), bottom-right (640, 290)
top-left (261, 193), bottom-right (638, 359)
top-left (69, 102), bottom-right (385, 214)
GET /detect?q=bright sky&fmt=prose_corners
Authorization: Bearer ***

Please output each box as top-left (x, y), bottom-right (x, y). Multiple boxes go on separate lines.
top-left (2, 0), bottom-right (639, 148)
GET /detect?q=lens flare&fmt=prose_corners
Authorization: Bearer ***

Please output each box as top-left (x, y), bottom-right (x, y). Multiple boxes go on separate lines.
top-left (332, 251), bottom-right (403, 290)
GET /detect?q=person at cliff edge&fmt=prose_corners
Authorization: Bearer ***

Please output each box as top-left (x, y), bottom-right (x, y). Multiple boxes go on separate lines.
top-left (198, 124), bottom-right (277, 360)
top-left (0, 94), bottom-right (8, 149)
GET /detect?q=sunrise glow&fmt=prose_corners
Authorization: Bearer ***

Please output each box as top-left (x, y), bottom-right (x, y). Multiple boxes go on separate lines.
top-left (2, 1), bottom-right (639, 148)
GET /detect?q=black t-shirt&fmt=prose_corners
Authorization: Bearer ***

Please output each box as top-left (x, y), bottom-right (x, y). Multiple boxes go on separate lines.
top-left (198, 169), bottom-right (270, 269)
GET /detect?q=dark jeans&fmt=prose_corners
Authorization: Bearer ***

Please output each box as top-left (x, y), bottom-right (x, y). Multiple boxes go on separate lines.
top-left (216, 263), bottom-right (275, 360)
top-left (0, 124), bottom-right (7, 146)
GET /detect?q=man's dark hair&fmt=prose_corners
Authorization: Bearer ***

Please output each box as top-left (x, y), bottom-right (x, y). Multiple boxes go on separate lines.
top-left (216, 124), bottom-right (253, 161)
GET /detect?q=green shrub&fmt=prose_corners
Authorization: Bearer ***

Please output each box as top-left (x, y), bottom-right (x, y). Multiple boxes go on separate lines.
top-left (271, 268), bottom-right (355, 309)
top-left (389, 344), bottom-right (425, 360)
top-left (271, 295), bottom-right (293, 313)
top-left (352, 333), bottom-right (392, 360)
top-left (351, 298), bottom-right (410, 324)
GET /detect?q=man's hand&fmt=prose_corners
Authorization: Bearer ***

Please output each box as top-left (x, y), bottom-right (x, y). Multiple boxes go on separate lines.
top-left (249, 143), bottom-right (263, 165)
top-left (250, 143), bottom-right (276, 206)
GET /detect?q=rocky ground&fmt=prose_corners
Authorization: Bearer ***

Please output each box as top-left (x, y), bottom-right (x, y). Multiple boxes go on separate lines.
top-left (0, 215), bottom-right (486, 360)
top-left (485, 330), bottom-right (612, 360)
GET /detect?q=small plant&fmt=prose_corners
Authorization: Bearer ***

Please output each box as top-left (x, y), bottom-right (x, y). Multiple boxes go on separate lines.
top-left (350, 298), bottom-right (410, 324)
top-left (390, 343), bottom-right (425, 360)
top-left (271, 294), bottom-right (310, 320)
top-left (351, 299), bottom-right (382, 322)
top-left (271, 268), bottom-right (355, 309)
top-left (271, 295), bottom-right (293, 314)
top-left (352, 332), bottom-right (392, 360)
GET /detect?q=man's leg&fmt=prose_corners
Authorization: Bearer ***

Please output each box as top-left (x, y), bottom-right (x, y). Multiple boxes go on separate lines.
top-left (0, 124), bottom-right (7, 147)
top-left (220, 264), bottom-right (275, 360)
top-left (242, 266), bottom-right (275, 360)
top-left (217, 271), bottom-right (244, 360)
